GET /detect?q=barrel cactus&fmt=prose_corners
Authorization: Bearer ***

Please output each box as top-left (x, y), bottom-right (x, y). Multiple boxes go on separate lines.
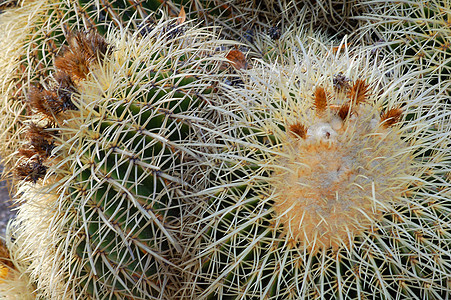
top-left (2, 14), bottom-right (231, 299)
top-left (185, 29), bottom-right (451, 299)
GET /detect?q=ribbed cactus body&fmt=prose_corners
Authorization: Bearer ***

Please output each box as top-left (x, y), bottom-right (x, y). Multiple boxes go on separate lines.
top-left (363, 0), bottom-right (451, 94)
top-left (186, 30), bottom-right (451, 299)
top-left (5, 17), bottom-right (228, 299)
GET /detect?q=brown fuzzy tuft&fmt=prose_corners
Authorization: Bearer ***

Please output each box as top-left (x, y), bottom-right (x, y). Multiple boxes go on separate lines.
top-left (28, 87), bottom-right (58, 119)
top-left (226, 49), bottom-right (247, 70)
top-left (26, 123), bottom-right (55, 158)
top-left (314, 86), bottom-right (328, 114)
top-left (54, 50), bottom-right (90, 82)
top-left (288, 123), bottom-right (307, 139)
top-left (380, 107), bottom-right (403, 127)
top-left (54, 72), bottom-right (78, 111)
top-left (26, 123), bottom-right (53, 140)
top-left (54, 31), bottom-right (110, 82)
top-left (349, 79), bottom-right (370, 105)
top-left (15, 158), bottom-right (47, 183)
top-left (27, 86), bottom-right (70, 119)
top-left (18, 148), bottom-right (36, 159)
top-left (68, 31), bottom-right (110, 61)
top-left (337, 103), bottom-right (351, 120)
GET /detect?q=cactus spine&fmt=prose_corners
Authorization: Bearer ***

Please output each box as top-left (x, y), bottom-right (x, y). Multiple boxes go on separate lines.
top-left (185, 29), bottom-right (451, 299)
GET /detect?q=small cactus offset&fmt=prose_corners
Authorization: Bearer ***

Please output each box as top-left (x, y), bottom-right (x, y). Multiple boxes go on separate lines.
top-left (185, 29), bottom-right (451, 299)
top-left (4, 15), bottom-right (230, 299)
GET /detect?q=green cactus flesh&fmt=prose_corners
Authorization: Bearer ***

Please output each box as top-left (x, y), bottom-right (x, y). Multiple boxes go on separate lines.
top-left (186, 31), bottom-right (451, 299)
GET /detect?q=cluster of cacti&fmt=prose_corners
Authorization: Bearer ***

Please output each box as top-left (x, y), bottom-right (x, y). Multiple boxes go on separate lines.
top-left (0, 0), bottom-right (450, 299)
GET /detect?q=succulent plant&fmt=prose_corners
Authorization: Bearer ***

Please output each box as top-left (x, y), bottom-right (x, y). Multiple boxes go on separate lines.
top-left (184, 29), bottom-right (451, 299)
top-left (1, 12), bottom-right (231, 299)
top-left (0, 0), bottom-right (250, 165)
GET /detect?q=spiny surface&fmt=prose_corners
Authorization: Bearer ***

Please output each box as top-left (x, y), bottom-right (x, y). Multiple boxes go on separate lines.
top-left (273, 93), bottom-right (410, 251)
top-left (363, 0), bottom-right (451, 97)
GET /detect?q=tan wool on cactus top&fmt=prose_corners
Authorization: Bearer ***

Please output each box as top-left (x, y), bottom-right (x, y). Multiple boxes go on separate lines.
top-left (272, 90), bottom-right (410, 252)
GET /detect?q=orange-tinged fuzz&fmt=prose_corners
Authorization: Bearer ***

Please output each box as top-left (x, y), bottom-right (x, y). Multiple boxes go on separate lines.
top-left (0, 240), bottom-right (12, 282)
top-left (0, 265), bottom-right (7, 282)
top-left (314, 86), bottom-right (328, 113)
top-left (226, 49), bottom-right (247, 70)
top-left (349, 79), bottom-right (370, 104)
top-left (54, 31), bottom-right (110, 83)
top-left (337, 103), bottom-right (351, 120)
top-left (288, 123), bottom-right (307, 139)
top-left (271, 83), bottom-right (411, 253)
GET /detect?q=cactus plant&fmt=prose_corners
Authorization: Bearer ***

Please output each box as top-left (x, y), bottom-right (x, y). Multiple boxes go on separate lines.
top-left (0, 0), bottom-right (251, 167)
top-left (184, 29), bottom-right (451, 299)
top-left (1, 12), bottom-right (232, 299)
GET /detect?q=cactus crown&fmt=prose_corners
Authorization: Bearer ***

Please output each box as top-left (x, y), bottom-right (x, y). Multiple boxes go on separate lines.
top-left (271, 77), bottom-right (411, 253)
